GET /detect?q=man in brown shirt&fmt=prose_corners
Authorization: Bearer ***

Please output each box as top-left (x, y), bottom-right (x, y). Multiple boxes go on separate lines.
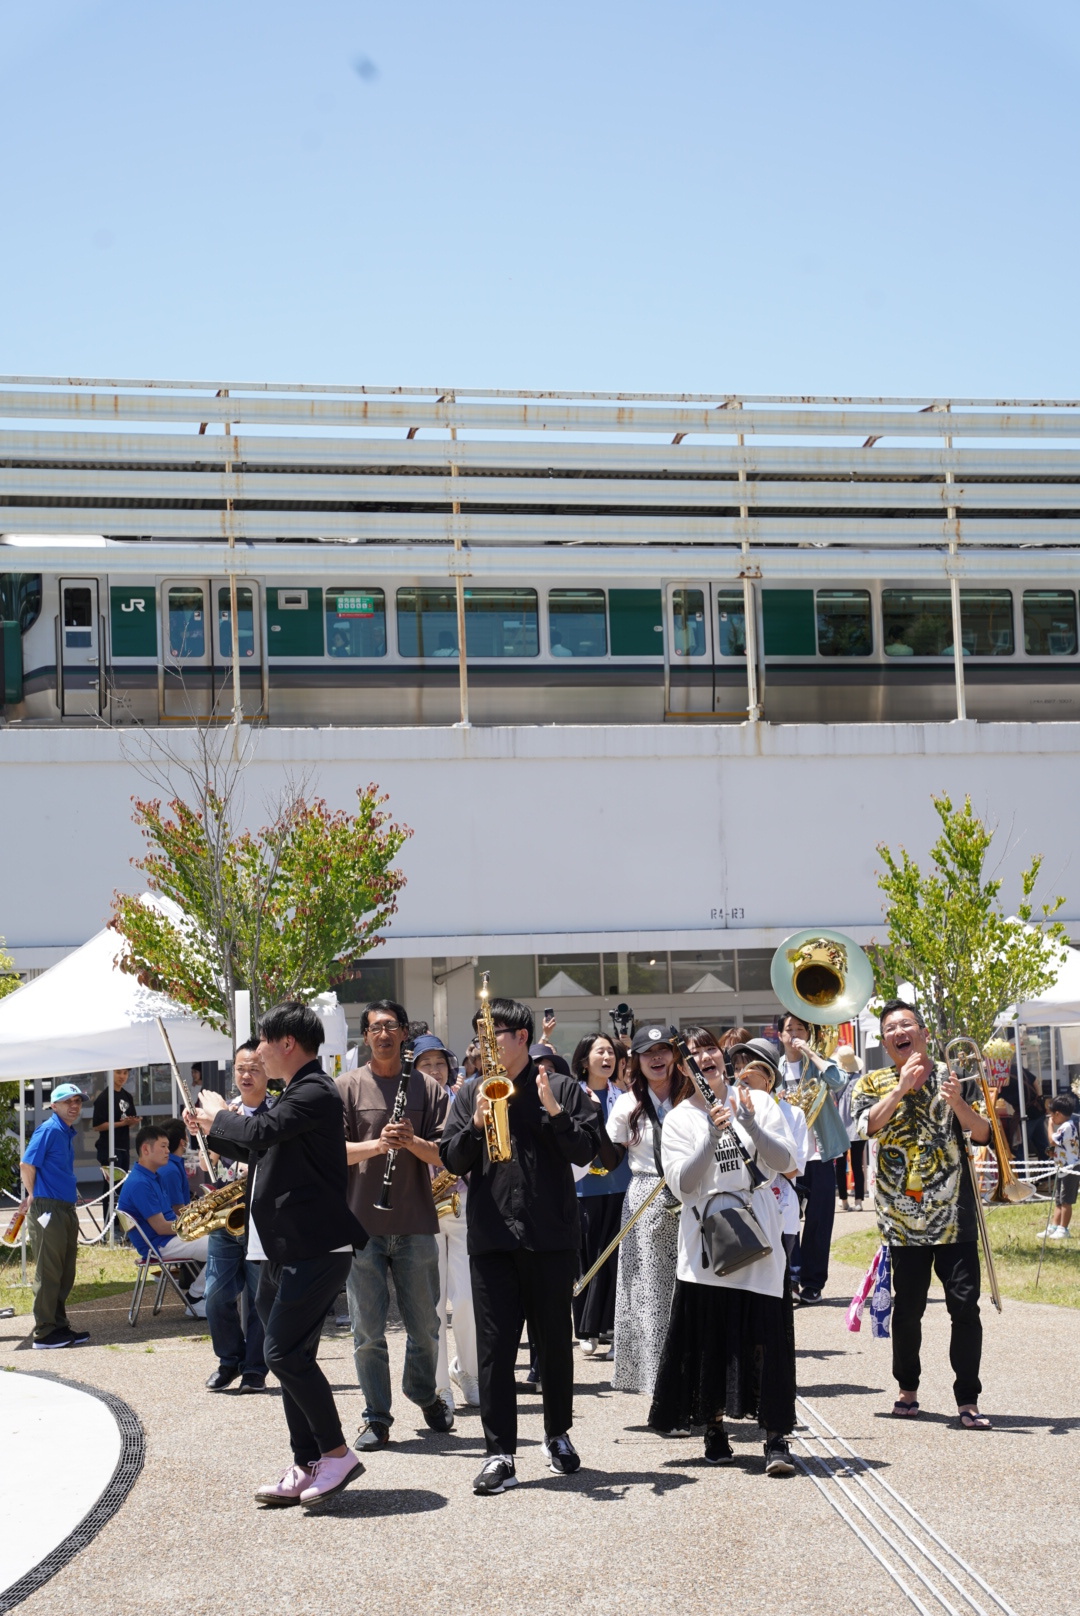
top-left (337, 999), bottom-right (451, 1453)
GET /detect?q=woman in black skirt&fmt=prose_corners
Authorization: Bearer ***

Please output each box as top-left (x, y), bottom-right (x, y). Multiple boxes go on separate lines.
top-left (648, 1049), bottom-right (799, 1476)
top-left (571, 1033), bottom-right (632, 1357)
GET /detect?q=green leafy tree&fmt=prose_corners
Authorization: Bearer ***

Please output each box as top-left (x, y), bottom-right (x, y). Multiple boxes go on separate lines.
top-left (872, 793), bottom-right (1067, 1048)
top-left (110, 786), bottom-right (411, 1040)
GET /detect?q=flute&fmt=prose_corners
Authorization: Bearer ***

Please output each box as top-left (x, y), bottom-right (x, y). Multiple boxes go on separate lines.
top-left (669, 1028), bottom-right (767, 1188)
top-left (374, 1047), bottom-right (416, 1212)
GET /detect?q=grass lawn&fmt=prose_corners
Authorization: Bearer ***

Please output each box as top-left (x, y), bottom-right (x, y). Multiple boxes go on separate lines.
top-left (832, 1201), bottom-right (1079, 1309)
top-left (0, 1242), bottom-right (136, 1315)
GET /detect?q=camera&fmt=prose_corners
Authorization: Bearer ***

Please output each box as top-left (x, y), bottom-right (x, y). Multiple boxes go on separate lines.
top-left (609, 1002), bottom-right (634, 1038)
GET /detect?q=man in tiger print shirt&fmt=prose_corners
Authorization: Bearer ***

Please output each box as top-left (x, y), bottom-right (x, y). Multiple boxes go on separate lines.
top-left (851, 999), bottom-right (993, 1430)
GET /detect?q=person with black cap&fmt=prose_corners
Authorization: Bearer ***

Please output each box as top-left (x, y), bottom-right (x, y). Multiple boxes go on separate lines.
top-left (648, 1026), bottom-right (799, 1476)
top-left (440, 995), bottom-right (602, 1496)
top-left (604, 1025), bottom-right (694, 1399)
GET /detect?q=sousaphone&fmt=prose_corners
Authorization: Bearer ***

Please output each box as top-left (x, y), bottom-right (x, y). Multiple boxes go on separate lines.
top-left (769, 929), bottom-right (875, 1137)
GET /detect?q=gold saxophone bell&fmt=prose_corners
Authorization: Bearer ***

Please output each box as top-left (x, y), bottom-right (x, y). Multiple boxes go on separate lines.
top-left (430, 1166), bottom-right (462, 1219)
top-left (174, 1178), bottom-right (246, 1241)
top-left (770, 928), bottom-right (876, 1129)
top-left (476, 971), bottom-right (515, 1163)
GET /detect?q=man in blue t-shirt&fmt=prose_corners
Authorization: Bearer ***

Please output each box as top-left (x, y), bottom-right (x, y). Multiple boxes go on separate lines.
top-left (159, 1119), bottom-right (193, 1213)
top-left (118, 1127), bottom-right (210, 1278)
top-left (20, 1083), bottom-right (90, 1349)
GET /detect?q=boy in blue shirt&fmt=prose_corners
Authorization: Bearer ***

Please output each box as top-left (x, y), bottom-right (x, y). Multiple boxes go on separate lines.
top-left (118, 1128), bottom-right (210, 1288)
top-left (159, 1118), bottom-right (193, 1213)
top-left (20, 1083), bottom-right (90, 1349)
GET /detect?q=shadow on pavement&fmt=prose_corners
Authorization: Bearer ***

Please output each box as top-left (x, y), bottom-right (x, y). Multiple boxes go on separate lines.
top-left (798, 1381), bottom-right (886, 1397)
top-left (299, 1486), bottom-right (449, 1519)
top-left (524, 1467), bottom-right (698, 1497)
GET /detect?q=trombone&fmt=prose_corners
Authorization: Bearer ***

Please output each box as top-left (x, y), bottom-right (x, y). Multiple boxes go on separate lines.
top-left (943, 1036), bottom-right (1025, 1315)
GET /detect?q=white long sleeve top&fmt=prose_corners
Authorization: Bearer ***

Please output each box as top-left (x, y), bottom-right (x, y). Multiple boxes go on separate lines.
top-left (660, 1090), bottom-right (798, 1299)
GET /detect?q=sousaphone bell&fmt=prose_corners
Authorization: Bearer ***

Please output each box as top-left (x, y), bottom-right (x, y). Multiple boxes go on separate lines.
top-left (769, 928), bottom-right (875, 1145)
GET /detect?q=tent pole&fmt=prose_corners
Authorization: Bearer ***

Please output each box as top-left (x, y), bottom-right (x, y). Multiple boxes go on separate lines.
top-left (1014, 1019), bottom-right (1030, 1162)
top-left (18, 1076), bottom-right (27, 1285)
top-left (107, 1075), bottom-right (116, 1249)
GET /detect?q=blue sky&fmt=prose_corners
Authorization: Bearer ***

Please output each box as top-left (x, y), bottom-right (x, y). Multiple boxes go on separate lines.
top-left (1, 0), bottom-right (1078, 397)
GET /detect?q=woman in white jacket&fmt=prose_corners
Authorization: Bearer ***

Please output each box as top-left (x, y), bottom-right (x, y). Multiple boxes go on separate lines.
top-left (647, 1051), bottom-right (799, 1476)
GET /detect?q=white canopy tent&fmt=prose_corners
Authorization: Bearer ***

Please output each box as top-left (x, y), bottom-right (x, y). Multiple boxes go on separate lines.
top-left (0, 923), bottom-right (230, 1255)
top-left (0, 924), bottom-right (230, 1081)
top-left (1002, 943), bottom-right (1080, 1027)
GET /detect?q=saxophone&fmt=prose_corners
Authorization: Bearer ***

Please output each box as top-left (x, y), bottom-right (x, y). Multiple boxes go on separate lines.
top-left (476, 971), bottom-right (514, 1162)
top-left (174, 1178), bottom-right (246, 1240)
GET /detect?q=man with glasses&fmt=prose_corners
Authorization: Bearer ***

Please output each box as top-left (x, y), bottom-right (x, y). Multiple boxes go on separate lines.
top-left (337, 999), bottom-right (451, 1452)
top-left (851, 999), bottom-right (993, 1430)
top-left (440, 995), bottom-right (602, 1495)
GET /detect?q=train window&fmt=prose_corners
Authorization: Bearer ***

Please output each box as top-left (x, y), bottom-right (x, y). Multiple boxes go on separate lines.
top-left (548, 590), bottom-right (607, 657)
top-left (110, 587), bottom-right (157, 658)
top-left (762, 589), bottom-right (815, 656)
top-left (716, 590), bottom-right (747, 657)
top-left (326, 589), bottom-right (386, 657)
top-left (816, 590), bottom-right (872, 656)
top-left (218, 587), bottom-right (256, 658)
top-left (960, 590), bottom-right (1013, 656)
top-left (396, 588), bottom-right (538, 657)
top-left (673, 589), bottom-right (707, 656)
top-left (609, 589), bottom-right (663, 656)
top-left (268, 586), bottom-right (325, 657)
top-left (882, 589), bottom-right (1013, 656)
top-left (464, 589), bottom-right (538, 657)
top-left (1023, 591), bottom-right (1077, 656)
top-left (168, 586), bottom-right (205, 659)
top-left (63, 586), bottom-right (93, 647)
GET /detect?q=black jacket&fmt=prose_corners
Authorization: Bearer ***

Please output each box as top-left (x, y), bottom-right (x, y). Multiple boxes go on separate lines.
top-left (207, 1061), bottom-right (367, 1265)
top-left (440, 1061), bottom-right (601, 1254)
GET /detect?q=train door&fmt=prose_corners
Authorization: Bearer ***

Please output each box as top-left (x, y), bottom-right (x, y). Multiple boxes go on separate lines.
top-left (57, 578), bottom-right (103, 718)
top-left (210, 578), bottom-right (265, 718)
top-left (162, 579), bottom-right (213, 717)
top-left (664, 582), bottom-right (753, 720)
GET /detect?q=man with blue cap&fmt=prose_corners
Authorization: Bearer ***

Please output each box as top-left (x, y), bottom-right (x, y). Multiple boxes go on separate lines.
top-left (20, 1083), bottom-right (90, 1348)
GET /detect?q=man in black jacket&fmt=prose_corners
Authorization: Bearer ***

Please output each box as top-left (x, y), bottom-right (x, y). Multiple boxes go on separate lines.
top-left (440, 996), bottom-right (601, 1495)
top-left (189, 1001), bottom-right (367, 1509)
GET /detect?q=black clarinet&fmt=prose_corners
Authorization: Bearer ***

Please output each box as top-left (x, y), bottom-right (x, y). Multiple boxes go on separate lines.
top-left (670, 1028), bottom-right (767, 1188)
top-left (374, 1046), bottom-right (416, 1212)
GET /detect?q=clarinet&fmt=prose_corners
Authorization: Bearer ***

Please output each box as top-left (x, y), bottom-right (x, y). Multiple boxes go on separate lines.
top-left (669, 1028), bottom-right (767, 1189)
top-left (374, 1046), bottom-right (416, 1212)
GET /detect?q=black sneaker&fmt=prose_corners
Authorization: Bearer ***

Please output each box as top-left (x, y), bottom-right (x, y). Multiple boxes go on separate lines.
top-left (764, 1436), bottom-right (796, 1477)
top-left (422, 1395), bottom-right (455, 1433)
top-left (206, 1366), bottom-right (241, 1391)
top-left (33, 1328), bottom-right (74, 1350)
top-left (798, 1289), bottom-right (822, 1306)
top-left (704, 1426), bottom-right (734, 1465)
top-left (238, 1373), bottom-right (267, 1393)
top-left (354, 1421), bottom-right (390, 1452)
top-left (473, 1455), bottom-right (518, 1495)
top-left (542, 1433), bottom-right (580, 1475)
top-left (61, 1325), bottom-right (91, 1347)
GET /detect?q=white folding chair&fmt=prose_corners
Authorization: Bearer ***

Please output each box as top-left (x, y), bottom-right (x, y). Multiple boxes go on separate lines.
top-left (117, 1210), bottom-right (197, 1326)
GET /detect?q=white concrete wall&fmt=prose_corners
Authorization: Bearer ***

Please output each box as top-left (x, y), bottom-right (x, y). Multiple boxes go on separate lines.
top-left (2, 721), bottom-right (1078, 957)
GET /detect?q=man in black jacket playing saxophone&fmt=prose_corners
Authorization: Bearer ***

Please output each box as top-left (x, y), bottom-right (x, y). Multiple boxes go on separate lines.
top-left (188, 1001), bottom-right (367, 1509)
top-left (440, 995), bottom-right (601, 1496)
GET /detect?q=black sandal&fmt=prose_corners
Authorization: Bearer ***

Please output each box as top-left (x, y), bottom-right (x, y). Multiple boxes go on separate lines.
top-left (891, 1399), bottom-right (921, 1418)
top-left (958, 1409), bottom-right (991, 1430)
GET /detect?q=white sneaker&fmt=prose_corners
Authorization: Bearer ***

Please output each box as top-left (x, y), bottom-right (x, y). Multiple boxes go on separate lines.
top-left (1047, 1226), bottom-right (1070, 1241)
top-left (580, 1338), bottom-right (598, 1357)
top-left (450, 1359), bottom-right (481, 1405)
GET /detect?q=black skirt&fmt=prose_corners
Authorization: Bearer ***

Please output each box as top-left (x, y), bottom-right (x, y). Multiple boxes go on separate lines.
top-left (648, 1274), bottom-right (796, 1436)
top-left (572, 1190), bottom-right (626, 1339)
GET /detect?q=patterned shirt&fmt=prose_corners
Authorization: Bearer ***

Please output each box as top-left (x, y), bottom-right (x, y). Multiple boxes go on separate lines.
top-left (851, 1062), bottom-right (980, 1246)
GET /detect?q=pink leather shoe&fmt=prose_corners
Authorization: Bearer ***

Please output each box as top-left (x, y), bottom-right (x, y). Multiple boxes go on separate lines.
top-left (254, 1463), bottom-right (314, 1507)
top-left (300, 1451), bottom-right (363, 1506)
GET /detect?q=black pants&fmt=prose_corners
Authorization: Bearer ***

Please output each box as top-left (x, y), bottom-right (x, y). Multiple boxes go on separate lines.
top-left (471, 1247), bottom-right (576, 1456)
top-left (795, 1159), bottom-right (836, 1292)
top-left (572, 1191), bottom-right (624, 1339)
top-left (256, 1252), bottom-right (354, 1466)
top-left (890, 1242), bottom-right (982, 1407)
top-left (835, 1140), bottom-right (866, 1202)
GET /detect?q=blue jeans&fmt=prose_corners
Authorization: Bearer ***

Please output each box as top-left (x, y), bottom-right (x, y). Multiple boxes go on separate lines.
top-left (347, 1233), bottom-right (441, 1428)
top-left (204, 1227), bottom-right (267, 1376)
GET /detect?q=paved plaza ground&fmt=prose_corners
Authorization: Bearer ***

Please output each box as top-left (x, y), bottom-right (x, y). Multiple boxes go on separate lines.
top-left (1, 1215), bottom-right (1075, 1616)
